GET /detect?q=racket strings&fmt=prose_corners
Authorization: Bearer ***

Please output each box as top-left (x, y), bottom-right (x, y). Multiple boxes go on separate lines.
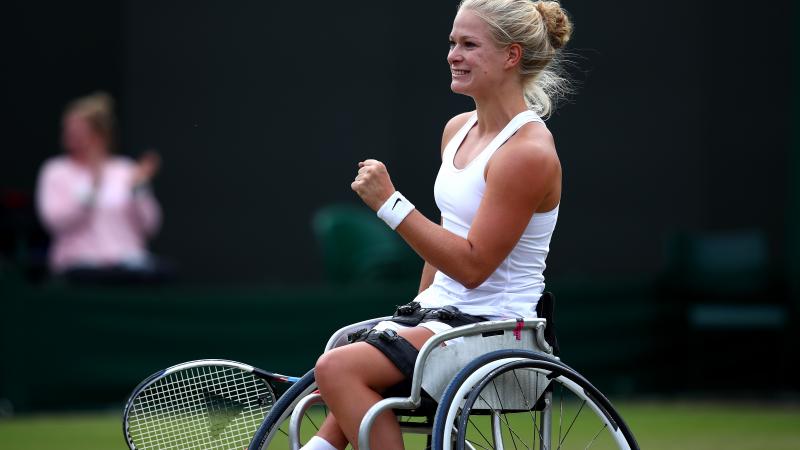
top-left (127, 365), bottom-right (274, 449)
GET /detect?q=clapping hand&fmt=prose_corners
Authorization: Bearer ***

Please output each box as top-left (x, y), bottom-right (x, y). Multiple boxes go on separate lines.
top-left (132, 150), bottom-right (161, 188)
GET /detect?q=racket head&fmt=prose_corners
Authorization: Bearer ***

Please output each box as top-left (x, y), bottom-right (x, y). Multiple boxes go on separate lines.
top-left (123, 359), bottom-right (277, 450)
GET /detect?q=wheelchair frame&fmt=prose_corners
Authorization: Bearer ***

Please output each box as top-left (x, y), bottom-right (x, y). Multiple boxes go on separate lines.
top-left (250, 316), bottom-right (639, 450)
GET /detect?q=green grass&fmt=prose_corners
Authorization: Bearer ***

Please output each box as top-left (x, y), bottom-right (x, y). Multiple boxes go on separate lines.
top-left (0, 411), bottom-right (125, 450)
top-left (0, 402), bottom-right (798, 449)
top-left (618, 401), bottom-right (800, 450)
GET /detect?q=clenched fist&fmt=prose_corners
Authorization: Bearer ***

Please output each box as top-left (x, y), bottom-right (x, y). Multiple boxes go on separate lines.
top-left (351, 159), bottom-right (396, 211)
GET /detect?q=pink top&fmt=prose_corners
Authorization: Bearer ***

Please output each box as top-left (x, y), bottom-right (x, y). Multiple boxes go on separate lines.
top-left (36, 155), bottom-right (162, 272)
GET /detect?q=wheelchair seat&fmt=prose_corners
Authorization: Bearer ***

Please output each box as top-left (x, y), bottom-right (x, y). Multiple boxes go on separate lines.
top-left (381, 292), bottom-right (560, 419)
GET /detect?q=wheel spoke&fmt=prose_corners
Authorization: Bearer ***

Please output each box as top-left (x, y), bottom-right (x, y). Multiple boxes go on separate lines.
top-left (306, 411), bottom-right (319, 431)
top-left (584, 423), bottom-right (609, 449)
top-left (557, 399), bottom-right (586, 450)
top-left (511, 368), bottom-right (544, 447)
top-left (501, 415), bottom-right (532, 450)
top-left (466, 435), bottom-right (493, 450)
top-left (491, 380), bottom-right (521, 450)
top-left (468, 416), bottom-right (495, 449)
top-left (477, 391), bottom-right (531, 450)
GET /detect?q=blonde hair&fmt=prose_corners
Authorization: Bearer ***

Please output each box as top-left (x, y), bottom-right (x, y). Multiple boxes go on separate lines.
top-left (458, 0), bottom-right (573, 117)
top-left (64, 91), bottom-right (117, 149)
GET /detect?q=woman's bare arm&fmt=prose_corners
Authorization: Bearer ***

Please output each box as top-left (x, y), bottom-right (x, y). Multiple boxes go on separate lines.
top-left (352, 124), bottom-right (559, 289)
top-left (417, 114), bottom-right (472, 293)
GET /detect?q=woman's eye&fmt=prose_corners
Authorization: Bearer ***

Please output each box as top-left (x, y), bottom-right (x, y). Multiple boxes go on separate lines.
top-left (448, 40), bottom-right (456, 49)
top-left (464, 41), bottom-right (476, 48)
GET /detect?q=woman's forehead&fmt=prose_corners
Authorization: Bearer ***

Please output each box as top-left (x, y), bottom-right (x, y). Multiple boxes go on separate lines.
top-left (63, 112), bottom-right (87, 124)
top-left (451, 9), bottom-right (489, 39)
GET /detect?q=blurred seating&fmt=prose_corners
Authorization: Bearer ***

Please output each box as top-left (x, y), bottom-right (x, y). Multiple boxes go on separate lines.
top-left (0, 188), bottom-right (50, 283)
top-left (665, 229), bottom-right (772, 298)
top-left (311, 203), bottom-right (422, 283)
top-left (659, 229), bottom-right (794, 394)
top-left (663, 229), bottom-right (788, 321)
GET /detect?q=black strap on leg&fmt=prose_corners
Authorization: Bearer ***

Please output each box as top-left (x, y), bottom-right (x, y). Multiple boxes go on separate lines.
top-left (353, 329), bottom-right (419, 379)
top-left (390, 301), bottom-right (427, 327)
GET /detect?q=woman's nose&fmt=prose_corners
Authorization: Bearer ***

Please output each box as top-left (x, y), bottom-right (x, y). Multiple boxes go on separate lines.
top-left (447, 48), bottom-right (461, 65)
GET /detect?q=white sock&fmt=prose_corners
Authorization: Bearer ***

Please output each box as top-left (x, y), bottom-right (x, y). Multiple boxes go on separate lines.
top-left (300, 435), bottom-right (338, 450)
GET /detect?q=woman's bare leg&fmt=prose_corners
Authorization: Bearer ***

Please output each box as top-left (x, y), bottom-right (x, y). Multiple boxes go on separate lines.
top-left (315, 414), bottom-right (348, 449)
top-left (314, 326), bottom-right (435, 450)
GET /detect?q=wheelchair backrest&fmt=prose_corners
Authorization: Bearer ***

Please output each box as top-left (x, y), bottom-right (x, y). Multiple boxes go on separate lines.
top-left (536, 291), bottom-right (560, 356)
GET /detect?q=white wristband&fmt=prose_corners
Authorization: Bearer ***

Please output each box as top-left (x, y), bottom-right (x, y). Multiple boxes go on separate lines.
top-left (376, 191), bottom-right (415, 230)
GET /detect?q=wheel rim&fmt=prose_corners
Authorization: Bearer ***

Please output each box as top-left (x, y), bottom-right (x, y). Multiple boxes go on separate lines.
top-left (451, 360), bottom-right (634, 450)
top-left (258, 382), bottom-right (325, 449)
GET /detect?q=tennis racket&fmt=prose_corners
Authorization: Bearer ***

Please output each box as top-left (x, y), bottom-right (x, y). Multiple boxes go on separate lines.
top-left (123, 359), bottom-right (300, 450)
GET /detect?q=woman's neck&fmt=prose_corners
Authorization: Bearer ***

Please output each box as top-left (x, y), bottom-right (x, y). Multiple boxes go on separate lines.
top-left (471, 81), bottom-right (529, 135)
top-left (71, 147), bottom-right (109, 167)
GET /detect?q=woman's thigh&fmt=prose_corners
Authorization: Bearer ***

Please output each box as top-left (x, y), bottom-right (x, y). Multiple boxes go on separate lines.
top-left (317, 326), bottom-right (435, 391)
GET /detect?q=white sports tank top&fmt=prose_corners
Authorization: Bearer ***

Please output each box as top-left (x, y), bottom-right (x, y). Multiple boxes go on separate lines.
top-left (414, 110), bottom-right (559, 319)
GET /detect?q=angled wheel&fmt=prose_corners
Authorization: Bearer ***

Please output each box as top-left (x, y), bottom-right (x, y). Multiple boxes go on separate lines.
top-left (249, 370), bottom-right (330, 449)
top-left (433, 350), bottom-right (639, 450)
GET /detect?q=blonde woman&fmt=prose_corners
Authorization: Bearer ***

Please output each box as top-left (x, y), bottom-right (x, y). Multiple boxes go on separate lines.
top-left (307, 1), bottom-right (573, 448)
top-left (36, 92), bottom-right (162, 279)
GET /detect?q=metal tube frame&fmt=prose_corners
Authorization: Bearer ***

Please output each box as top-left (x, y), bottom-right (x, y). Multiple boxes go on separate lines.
top-left (288, 392), bottom-right (324, 450)
top-left (356, 318), bottom-right (551, 450)
top-left (539, 391), bottom-right (552, 450)
top-left (491, 411), bottom-right (505, 450)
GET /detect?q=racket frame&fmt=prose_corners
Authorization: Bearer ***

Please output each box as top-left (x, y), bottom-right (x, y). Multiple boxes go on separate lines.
top-left (122, 359), bottom-right (298, 450)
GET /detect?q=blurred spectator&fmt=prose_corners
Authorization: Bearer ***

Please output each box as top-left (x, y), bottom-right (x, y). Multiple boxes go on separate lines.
top-left (35, 91), bottom-right (167, 283)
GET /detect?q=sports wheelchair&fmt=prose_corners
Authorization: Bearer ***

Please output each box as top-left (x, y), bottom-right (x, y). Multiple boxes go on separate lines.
top-left (248, 293), bottom-right (639, 450)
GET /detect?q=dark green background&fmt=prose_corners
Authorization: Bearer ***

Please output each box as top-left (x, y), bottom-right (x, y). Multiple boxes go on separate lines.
top-left (1, 0), bottom-right (797, 412)
top-left (2, 1), bottom-right (793, 284)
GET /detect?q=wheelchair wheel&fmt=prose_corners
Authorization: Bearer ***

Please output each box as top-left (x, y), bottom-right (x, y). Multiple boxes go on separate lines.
top-left (433, 350), bottom-right (639, 450)
top-left (249, 369), bottom-right (332, 449)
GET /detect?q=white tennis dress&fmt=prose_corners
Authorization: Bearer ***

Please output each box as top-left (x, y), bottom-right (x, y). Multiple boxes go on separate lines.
top-left (414, 110), bottom-right (559, 321)
top-left (375, 110), bottom-right (558, 335)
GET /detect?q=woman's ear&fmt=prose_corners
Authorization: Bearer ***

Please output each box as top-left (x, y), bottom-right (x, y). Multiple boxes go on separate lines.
top-left (505, 43), bottom-right (522, 69)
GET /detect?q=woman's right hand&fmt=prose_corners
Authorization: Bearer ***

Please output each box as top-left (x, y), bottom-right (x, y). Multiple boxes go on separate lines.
top-left (132, 150), bottom-right (161, 188)
top-left (351, 159), bottom-right (396, 212)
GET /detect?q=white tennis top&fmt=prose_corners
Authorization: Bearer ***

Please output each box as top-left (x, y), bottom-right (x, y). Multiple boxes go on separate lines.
top-left (414, 110), bottom-right (559, 319)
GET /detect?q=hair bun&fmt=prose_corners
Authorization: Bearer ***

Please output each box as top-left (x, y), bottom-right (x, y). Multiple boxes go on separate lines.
top-left (534, 1), bottom-right (572, 49)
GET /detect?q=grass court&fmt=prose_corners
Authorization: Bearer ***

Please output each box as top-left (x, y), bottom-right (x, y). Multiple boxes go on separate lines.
top-left (1, 401), bottom-right (798, 449)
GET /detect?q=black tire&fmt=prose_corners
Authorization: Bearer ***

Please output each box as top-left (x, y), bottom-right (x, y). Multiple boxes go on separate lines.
top-left (249, 369), bottom-right (318, 449)
top-left (432, 350), bottom-right (639, 450)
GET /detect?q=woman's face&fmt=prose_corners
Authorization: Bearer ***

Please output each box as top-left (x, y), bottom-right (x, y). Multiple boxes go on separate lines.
top-left (447, 9), bottom-right (509, 97)
top-left (61, 112), bottom-right (105, 162)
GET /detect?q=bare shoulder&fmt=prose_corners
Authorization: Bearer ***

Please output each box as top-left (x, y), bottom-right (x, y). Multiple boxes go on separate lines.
top-left (506, 122), bottom-right (558, 164)
top-left (487, 122), bottom-right (560, 189)
top-left (440, 111), bottom-right (475, 156)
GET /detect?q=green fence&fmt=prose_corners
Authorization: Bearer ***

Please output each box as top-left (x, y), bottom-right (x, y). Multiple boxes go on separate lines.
top-left (1, 272), bottom-right (795, 412)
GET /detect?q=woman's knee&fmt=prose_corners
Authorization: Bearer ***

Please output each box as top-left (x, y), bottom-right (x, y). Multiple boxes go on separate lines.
top-left (314, 347), bottom-right (356, 392)
top-left (314, 352), bottom-right (336, 391)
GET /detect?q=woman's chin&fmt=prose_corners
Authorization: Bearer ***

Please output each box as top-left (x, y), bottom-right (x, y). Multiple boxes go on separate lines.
top-left (450, 81), bottom-right (469, 95)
